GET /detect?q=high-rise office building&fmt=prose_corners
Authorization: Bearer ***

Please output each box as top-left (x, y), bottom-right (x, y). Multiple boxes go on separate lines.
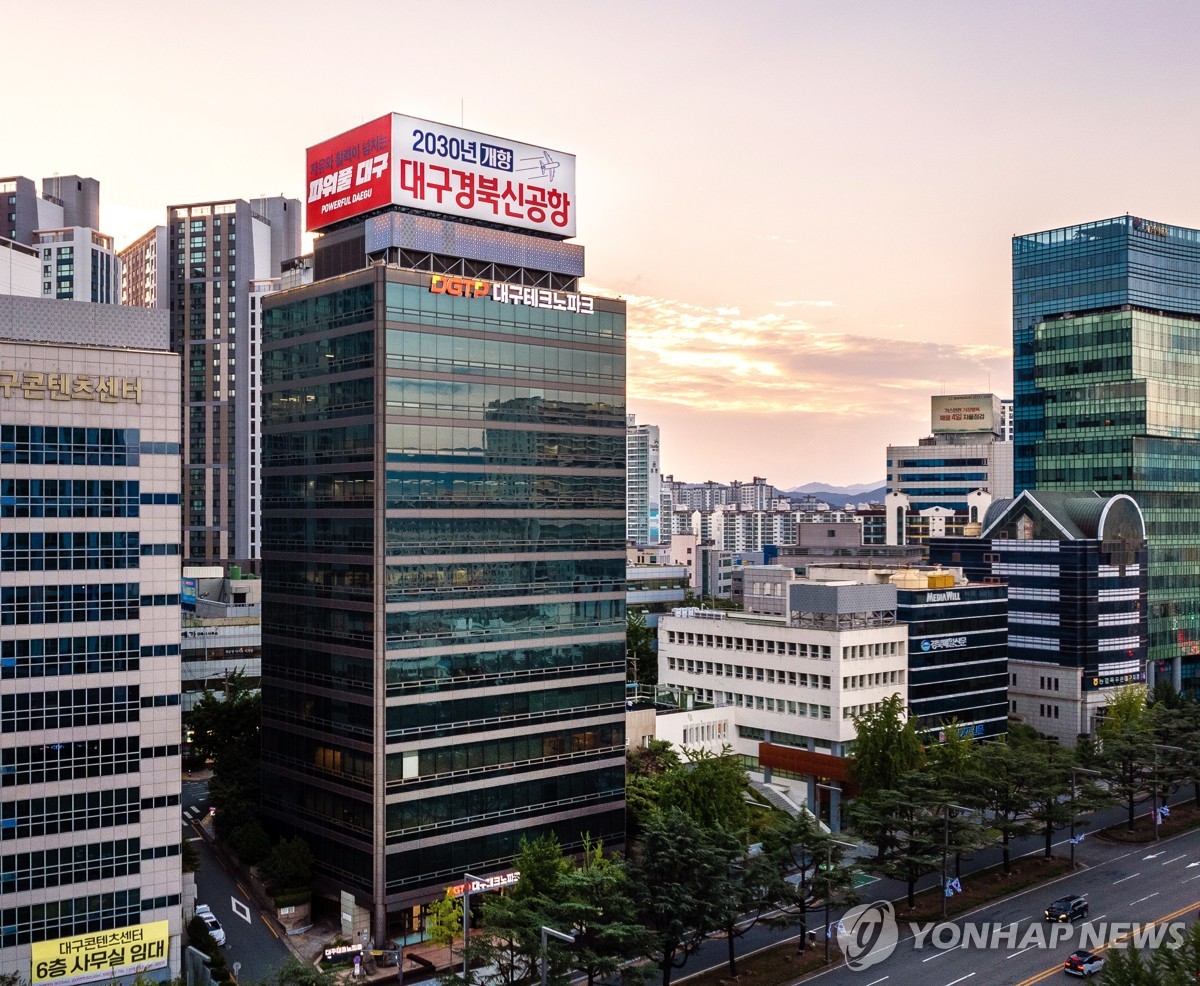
top-left (259, 114), bottom-right (626, 941)
top-left (626, 414), bottom-right (662, 544)
top-left (0, 296), bottom-right (182, 984)
top-left (154, 196), bottom-right (299, 567)
top-left (1013, 216), bottom-right (1200, 690)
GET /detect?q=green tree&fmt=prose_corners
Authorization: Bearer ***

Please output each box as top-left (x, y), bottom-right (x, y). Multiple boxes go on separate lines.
top-left (968, 741), bottom-right (1043, 875)
top-left (846, 770), bottom-right (955, 909)
top-left (758, 812), bottom-right (860, 953)
top-left (627, 610), bottom-right (656, 687)
top-left (261, 835), bottom-right (313, 893)
top-left (628, 808), bottom-right (731, 986)
top-left (551, 842), bottom-right (653, 986)
top-left (189, 671), bottom-right (262, 841)
top-left (473, 835), bottom-right (572, 985)
top-left (849, 694), bottom-right (925, 795)
top-left (1096, 687), bottom-right (1155, 833)
top-left (1151, 696), bottom-right (1200, 807)
top-left (271, 956), bottom-right (338, 986)
top-left (426, 890), bottom-right (463, 952)
top-left (657, 745), bottom-right (750, 831)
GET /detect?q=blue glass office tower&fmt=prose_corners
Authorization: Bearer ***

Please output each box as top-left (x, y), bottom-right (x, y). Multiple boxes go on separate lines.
top-left (1013, 216), bottom-right (1200, 690)
top-left (259, 228), bottom-right (626, 937)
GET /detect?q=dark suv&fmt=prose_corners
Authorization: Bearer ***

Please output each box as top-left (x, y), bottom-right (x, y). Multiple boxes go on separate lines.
top-left (1044, 894), bottom-right (1088, 922)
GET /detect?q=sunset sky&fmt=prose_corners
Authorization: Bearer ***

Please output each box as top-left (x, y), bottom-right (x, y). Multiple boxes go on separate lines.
top-left (7, 0), bottom-right (1200, 486)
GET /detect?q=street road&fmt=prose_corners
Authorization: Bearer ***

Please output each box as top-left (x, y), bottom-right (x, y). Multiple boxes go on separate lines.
top-left (182, 780), bottom-right (291, 984)
top-left (786, 822), bottom-right (1200, 986)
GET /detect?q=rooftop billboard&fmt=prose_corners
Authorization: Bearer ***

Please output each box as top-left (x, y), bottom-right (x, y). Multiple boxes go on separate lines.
top-left (306, 114), bottom-right (576, 238)
top-left (930, 393), bottom-right (1000, 435)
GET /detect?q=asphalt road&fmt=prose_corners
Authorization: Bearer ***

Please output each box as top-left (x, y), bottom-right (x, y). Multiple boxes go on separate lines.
top-left (182, 780), bottom-right (291, 984)
top-left (766, 823), bottom-right (1200, 986)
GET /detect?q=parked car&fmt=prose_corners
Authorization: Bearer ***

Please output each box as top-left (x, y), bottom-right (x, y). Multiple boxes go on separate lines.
top-left (1044, 894), bottom-right (1088, 922)
top-left (1063, 949), bottom-right (1105, 977)
top-left (195, 905), bottom-right (226, 946)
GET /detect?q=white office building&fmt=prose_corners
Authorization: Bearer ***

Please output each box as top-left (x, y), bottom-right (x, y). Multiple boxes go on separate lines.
top-left (658, 581), bottom-right (907, 827)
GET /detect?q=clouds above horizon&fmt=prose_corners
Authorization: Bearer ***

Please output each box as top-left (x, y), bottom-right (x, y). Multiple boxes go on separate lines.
top-left (598, 288), bottom-right (1012, 419)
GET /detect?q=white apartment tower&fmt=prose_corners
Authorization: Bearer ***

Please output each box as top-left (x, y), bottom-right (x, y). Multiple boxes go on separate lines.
top-left (626, 414), bottom-right (663, 544)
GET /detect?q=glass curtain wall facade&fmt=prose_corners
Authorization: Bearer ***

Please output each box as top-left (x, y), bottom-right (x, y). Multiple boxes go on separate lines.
top-left (1013, 217), bottom-right (1200, 688)
top-left (260, 265), bottom-right (626, 936)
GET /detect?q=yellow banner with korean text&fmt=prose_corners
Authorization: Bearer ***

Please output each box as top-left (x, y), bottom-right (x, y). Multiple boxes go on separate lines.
top-left (32, 921), bottom-right (169, 986)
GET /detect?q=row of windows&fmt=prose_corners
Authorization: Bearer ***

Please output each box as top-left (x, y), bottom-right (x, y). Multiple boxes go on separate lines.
top-left (384, 599), bottom-right (622, 650)
top-left (1, 788), bottom-right (140, 840)
top-left (1, 583), bottom-right (140, 625)
top-left (681, 721), bottom-right (729, 745)
top-left (0, 839), bottom-right (140, 892)
top-left (665, 628), bottom-right (905, 661)
top-left (1, 687), bottom-right (140, 733)
top-left (0, 480), bottom-right (140, 517)
top-left (1, 633), bottom-right (143, 679)
top-left (666, 657), bottom-right (833, 688)
top-left (699, 690), bottom-right (833, 719)
top-left (389, 722), bottom-right (623, 785)
top-left (385, 766), bottom-right (624, 838)
top-left (0, 426), bottom-right (172, 465)
top-left (384, 330), bottom-right (623, 385)
top-left (0, 531), bottom-right (141, 572)
top-left (2, 737), bottom-right (140, 786)
top-left (0, 889), bottom-right (140, 949)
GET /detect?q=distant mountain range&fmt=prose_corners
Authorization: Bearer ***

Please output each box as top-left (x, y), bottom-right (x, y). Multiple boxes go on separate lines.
top-left (784, 481), bottom-right (887, 504)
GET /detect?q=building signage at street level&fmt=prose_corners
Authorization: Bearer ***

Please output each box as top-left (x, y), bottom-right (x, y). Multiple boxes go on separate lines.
top-left (446, 869), bottom-right (520, 898)
top-left (0, 370), bottom-right (142, 403)
top-left (307, 114), bottom-right (576, 237)
top-left (429, 275), bottom-right (594, 314)
top-left (323, 944), bottom-right (363, 962)
top-left (32, 921), bottom-right (169, 986)
top-left (920, 636), bottom-right (967, 652)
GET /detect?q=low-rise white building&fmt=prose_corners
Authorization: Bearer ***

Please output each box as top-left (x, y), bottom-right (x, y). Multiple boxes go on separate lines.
top-left (657, 581), bottom-right (908, 828)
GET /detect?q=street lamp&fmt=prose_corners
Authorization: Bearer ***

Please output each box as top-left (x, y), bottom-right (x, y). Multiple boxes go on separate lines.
top-left (941, 803), bottom-right (975, 919)
top-left (816, 836), bottom-right (857, 965)
top-left (539, 925), bottom-right (576, 986)
top-left (1069, 767), bottom-right (1102, 869)
top-left (462, 872), bottom-right (486, 981)
top-left (1152, 743), bottom-right (1184, 842)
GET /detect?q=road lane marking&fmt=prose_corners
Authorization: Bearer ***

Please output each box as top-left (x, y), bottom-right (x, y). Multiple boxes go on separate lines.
top-left (1144, 851), bottom-right (1165, 859)
top-left (1014, 899), bottom-right (1200, 985)
top-left (1112, 872), bottom-right (1140, 884)
top-left (1161, 854), bottom-right (1186, 865)
top-left (1185, 874), bottom-right (1200, 883)
top-left (260, 914), bottom-right (279, 939)
top-left (944, 975), bottom-right (975, 986)
top-left (922, 943), bottom-right (965, 962)
top-left (863, 978), bottom-right (887, 986)
top-left (1006, 945), bottom-right (1038, 958)
top-left (231, 898), bottom-right (251, 923)
top-left (1130, 892), bottom-right (1160, 905)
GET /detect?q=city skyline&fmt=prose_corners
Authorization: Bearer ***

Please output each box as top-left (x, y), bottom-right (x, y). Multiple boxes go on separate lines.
top-left (8, 0), bottom-right (1200, 483)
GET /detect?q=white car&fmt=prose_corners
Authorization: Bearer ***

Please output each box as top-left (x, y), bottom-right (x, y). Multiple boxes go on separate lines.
top-left (1063, 949), bottom-right (1104, 977)
top-left (195, 905), bottom-right (226, 947)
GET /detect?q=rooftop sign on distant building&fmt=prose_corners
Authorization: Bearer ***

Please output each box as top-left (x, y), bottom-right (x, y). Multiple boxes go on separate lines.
top-left (306, 114), bottom-right (576, 238)
top-left (930, 393), bottom-right (1000, 435)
